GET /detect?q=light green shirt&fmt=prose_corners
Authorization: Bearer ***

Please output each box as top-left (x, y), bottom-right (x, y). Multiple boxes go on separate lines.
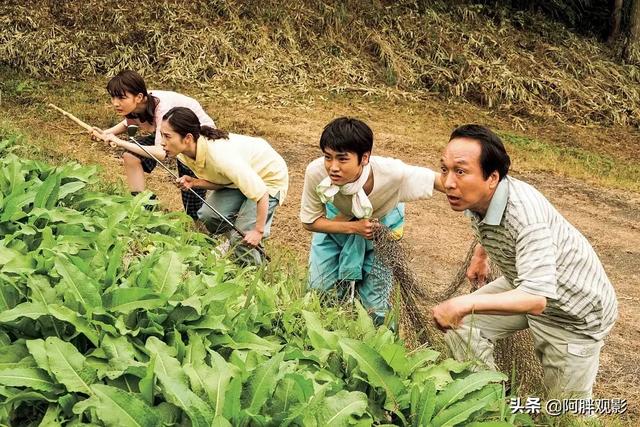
top-left (178, 134), bottom-right (289, 204)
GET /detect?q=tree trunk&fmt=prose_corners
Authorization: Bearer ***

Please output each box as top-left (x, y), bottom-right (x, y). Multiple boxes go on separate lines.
top-left (626, 0), bottom-right (640, 60)
top-left (608, 0), bottom-right (624, 44)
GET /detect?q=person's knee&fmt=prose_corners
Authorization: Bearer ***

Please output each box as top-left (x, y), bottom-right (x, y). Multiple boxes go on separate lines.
top-left (123, 152), bottom-right (141, 167)
top-left (197, 206), bottom-right (224, 230)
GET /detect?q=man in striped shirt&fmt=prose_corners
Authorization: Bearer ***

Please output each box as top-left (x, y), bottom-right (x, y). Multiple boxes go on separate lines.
top-left (432, 124), bottom-right (618, 399)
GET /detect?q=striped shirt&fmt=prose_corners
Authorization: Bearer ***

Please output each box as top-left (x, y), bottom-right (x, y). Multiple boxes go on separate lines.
top-left (466, 176), bottom-right (617, 340)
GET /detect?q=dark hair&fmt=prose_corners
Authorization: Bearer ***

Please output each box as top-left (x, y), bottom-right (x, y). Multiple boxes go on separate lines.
top-left (449, 124), bottom-right (511, 180)
top-left (320, 117), bottom-right (373, 162)
top-left (106, 70), bottom-right (158, 124)
top-left (162, 107), bottom-right (228, 141)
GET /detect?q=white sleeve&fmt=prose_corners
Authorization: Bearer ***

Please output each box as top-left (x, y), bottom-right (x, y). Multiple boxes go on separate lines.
top-left (397, 162), bottom-right (436, 202)
top-left (299, 162), bottom-right (326, 224)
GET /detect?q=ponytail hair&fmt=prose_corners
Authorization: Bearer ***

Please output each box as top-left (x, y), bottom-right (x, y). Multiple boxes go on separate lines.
top-left (107, 69), bottom-right (158, 124)
top-left (162, 107), bottom-right (228, 141)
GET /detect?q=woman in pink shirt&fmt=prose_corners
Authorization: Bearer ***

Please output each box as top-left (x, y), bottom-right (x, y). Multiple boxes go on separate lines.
top-left (91, 70), bottom-right (215, 218)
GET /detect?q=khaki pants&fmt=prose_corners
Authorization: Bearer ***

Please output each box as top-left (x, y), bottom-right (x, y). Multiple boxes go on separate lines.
top-left (444, 277), bottom-right (604, 399)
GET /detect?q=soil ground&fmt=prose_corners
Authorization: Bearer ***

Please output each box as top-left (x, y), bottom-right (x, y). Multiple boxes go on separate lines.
top-left (2, 84), bottom-right (638, 424)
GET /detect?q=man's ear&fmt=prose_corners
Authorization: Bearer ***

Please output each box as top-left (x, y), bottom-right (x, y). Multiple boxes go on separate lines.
top-left (185, 133), bottom-right (195, 144)
top-left (488, 170), bottom-right (500, 189)
top-left (361, 152), bottom-right (371, 165)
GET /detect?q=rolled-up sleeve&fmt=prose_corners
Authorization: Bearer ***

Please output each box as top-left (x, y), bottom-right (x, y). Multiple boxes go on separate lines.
top-left (514, 223), bottom-right (558, 299)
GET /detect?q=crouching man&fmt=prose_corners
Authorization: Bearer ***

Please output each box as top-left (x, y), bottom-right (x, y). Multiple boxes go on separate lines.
top-left (300, 117), bottom-right (444, 325)
top-left (432, 124), bottom-right (617, 399)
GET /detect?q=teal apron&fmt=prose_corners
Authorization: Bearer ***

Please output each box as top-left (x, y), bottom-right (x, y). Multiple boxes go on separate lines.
top-left (308, 203), bottom-right (405, 325)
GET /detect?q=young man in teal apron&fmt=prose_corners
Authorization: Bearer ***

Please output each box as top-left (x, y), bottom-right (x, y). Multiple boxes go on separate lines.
top-left (300, 117), bottom-right (444, 325)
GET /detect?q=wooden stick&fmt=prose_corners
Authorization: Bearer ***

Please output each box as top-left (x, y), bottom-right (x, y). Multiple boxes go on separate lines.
top-left (48, 103), bottom-right (117, 148)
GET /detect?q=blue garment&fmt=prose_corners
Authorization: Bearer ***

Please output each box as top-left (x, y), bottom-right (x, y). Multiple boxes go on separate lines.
top-left (308, 203), bottom-right (405, 324)
top-left (198, 188), bottom-right (279, 265)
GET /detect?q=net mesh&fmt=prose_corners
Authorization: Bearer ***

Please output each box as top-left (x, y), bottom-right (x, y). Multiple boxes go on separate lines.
top-left (372, 225), bottom-right (544, 393)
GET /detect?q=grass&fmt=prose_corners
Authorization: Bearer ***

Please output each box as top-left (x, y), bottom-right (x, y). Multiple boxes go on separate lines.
top-left (2, 95), bottom-right (637, 426)
top-left (2, 1), bottom-right (640, 127)
top-left (500, 132), bottom-right (640, 192)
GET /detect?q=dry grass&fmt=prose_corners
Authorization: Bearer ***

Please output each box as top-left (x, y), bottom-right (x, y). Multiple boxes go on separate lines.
top-left (2, 1), bottom-right (640, 127)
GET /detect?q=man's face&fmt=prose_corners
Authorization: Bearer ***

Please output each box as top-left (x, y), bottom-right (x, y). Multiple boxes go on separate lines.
top-left (323, 148), bottom-right (369, 185)
top-left (440, 138), bottom-right (498, 214)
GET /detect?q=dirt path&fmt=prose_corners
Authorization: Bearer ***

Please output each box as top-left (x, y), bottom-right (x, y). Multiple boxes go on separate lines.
top-left (4, 90), bottom-right (639, 422)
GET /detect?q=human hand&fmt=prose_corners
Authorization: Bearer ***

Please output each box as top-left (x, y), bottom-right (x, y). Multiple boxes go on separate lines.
top-left (466, 251), bottom-right (491, 289)
top-left (432, 297), bottom-right (467, 331)
top-left (242, 229), bottom-right (264, 248)
top-left (89, 126), bottom-right (104, 141)
top-left (352, 218), bottom-right (380, 240)
top-left (101, 132), bottom-right (120, 147)
top-left (175, 176), bottom-right (195, 191)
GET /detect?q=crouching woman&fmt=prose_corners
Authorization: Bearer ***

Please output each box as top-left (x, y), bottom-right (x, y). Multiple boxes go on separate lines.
top-left (160, 106), bottom-right (289, 265)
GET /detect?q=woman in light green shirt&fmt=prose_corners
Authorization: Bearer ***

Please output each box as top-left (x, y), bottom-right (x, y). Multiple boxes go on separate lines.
top-left (160, 106), bottom-right (289, 265)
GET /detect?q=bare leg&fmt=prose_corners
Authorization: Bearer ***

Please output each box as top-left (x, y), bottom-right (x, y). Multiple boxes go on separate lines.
top-left (123, 152), bottom-right (145, 192)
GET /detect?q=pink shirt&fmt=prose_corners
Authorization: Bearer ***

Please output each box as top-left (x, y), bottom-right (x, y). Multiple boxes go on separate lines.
top-left (124, 90), bottom-right (215, 143)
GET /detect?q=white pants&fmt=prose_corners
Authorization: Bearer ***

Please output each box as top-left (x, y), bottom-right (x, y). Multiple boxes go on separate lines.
top-left (444, 277), bottom-right (604, 399)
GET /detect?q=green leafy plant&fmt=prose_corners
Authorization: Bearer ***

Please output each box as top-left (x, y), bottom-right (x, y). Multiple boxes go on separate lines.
top-left (0, 134), bottom-right (519, 426)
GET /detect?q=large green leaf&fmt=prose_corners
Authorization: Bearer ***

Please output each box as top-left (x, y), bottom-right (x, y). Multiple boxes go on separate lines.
top-left (411, 381), bottom-right (436, 427)
top-left (303, 310), bottom-right (341, 351)
top-left (45, 337), bottom-right (97, 395)
top-left (210, 331), bottom-right (282, 355)
top-left (0, 302), bottom-right (48, 322)
top-left (0, 246), bottom-right (35, 273)
top-left (38, 404), bottom-right (63, 426)
top-left (402, 348), bottom-right (440, 378)
top-left (413, 359), bottom-right (470, 390)
top-left (431, 384), bottom-right (503, 427)
top-left (339, 338), bottom-right (405, 403)
top-left (54, 256), bottom-right (102, 311)
top-left (146, 337), bottom-right (214, 425)
top-left (0, 368), bottom-right (56, 392)
top-left (211, 415), bottom-right (232, 427)
top-left (26, 339), bottom-right (50, 373)
top-left (185, 350), bottom-right (235, 416)
top-left (27, 275), bottom-right (56, 305)
top-left (47, 304), bottom-right (99, 346)
top-left (156, 374), bottom-right (214, 427)
top-left (33, 171), bottom-right (60, 210)
top-left (149, 251), bottom-right (185, 298)
top-left (0, 184), bottom-right (34, 221)
top-left (101, 335), bottom-right (143, 378)
top-left (0, 281), bottom-right (19, 312)
top-left (434, 371), bottom-right (507, 415)
top-left (58, 181), bottom-right (86, 200)
top-left (243, 352), bottom-right (285, 414)
top-left (271, 372), bottom-right (314, 417)
top-left (319, 390), bottom-right (368, 426)
top-left (104, 288), bottom-right (164, 313)
top-left (73, 384), bottom-right (161, 427)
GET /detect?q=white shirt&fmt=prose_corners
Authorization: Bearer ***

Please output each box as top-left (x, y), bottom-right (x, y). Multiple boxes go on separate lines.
top-left (300, 156), bottom-right (435, 223)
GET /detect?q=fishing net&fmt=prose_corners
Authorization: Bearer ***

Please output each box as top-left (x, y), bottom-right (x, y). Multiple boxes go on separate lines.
top-left (372, 225), bottom-right (544, 393)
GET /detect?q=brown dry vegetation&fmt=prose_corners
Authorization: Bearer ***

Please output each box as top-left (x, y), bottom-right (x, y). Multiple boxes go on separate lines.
top-left (2, 0), bottom-right (640, 127)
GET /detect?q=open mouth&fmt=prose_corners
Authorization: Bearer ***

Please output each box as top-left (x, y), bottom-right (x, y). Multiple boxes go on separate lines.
top-left (447, 195), bottom-right (461, 203)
